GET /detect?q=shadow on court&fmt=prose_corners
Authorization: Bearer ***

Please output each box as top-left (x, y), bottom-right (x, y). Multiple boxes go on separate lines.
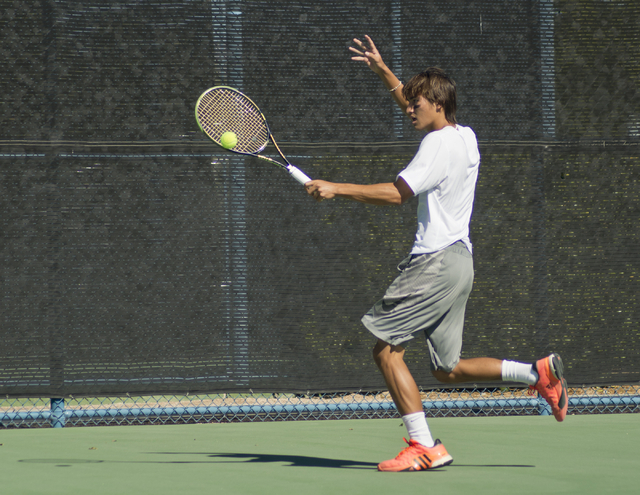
top-left (151, 452), bottom-right (379, 469)
top-left (19, 453), bottom-right (535, 470)
top-left (148, 453), bottom-right (535, 469)
top-left (19, 453), bottom-right (378, 470)
top-left (197, 454), bottom-right (535, 470)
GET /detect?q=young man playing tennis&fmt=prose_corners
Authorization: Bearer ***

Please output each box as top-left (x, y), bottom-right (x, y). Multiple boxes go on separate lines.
top-left (304, 35), bottom-right (568, 472)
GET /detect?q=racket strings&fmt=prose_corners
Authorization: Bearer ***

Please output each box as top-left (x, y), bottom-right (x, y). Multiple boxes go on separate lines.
top-left (197, 88), bottom-right (270, 154)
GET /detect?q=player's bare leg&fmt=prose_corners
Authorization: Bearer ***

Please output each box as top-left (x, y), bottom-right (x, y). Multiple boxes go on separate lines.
top-left (372, 340), bottom-right (423, 416)
top-left (373, 340), bottom-right (453, 471)
top-left (432, 355), bottom-right (568, 421)
top-left (431, 357), bottom-right (503, 383)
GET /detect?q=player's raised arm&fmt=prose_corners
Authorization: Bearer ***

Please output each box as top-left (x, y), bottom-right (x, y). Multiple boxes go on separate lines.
top-left (349, 35), bottom-right (408, 113)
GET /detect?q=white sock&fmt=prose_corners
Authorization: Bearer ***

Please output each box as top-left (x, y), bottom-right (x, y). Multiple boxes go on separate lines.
top-left (501, 360), bottom-right (539, 386)
top-left (402, 412), bottom-right (434, 448)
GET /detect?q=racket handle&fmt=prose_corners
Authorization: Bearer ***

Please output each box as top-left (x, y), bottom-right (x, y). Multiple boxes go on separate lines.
top-left (288, 165), bottom-right (311, 185)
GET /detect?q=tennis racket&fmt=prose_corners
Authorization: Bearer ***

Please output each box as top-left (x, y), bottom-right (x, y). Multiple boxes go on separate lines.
top-left (195, 86), bottom-right (312, 185)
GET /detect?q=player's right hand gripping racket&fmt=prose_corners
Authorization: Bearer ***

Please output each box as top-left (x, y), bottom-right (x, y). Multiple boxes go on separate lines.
top-left (195, 86), bottom-right (312, 185)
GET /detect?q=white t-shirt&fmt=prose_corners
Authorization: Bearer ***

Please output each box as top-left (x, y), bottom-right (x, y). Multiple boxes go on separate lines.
top-left (398, 125), bottom-right (480, 254)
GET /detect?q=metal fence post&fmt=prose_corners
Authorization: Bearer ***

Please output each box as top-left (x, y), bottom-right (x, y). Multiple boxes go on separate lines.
top-left (50, 398), bottom-right (66, 428)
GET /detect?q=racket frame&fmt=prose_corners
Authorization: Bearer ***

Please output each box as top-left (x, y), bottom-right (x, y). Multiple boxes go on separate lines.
top-left (195, 86), bottom-right (311, 185)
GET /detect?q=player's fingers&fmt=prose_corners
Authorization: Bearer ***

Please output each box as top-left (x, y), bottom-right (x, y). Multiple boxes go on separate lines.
top-left (364, 35), bottom-right (378, 52)
top-left (352, 37), bottom-right (374, 54)
top-left (350, 56), bottom-right (370, 65)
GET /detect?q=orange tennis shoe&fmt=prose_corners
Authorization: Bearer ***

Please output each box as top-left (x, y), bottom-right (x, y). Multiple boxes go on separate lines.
top-left (377, 438), bottom-right (453, 472)
top-left (532, 353), bottom-right (568, 422)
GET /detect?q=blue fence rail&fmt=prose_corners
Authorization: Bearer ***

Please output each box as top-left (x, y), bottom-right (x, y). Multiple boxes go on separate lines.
top-left (2, 386), bottom-right (639, 428)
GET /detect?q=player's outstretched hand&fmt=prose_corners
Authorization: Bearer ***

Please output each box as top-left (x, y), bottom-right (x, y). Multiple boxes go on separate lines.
top-left (349, 35), bottom-right (388, 75)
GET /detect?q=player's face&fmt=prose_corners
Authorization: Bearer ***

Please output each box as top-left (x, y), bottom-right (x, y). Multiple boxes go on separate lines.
top-left (406, 96), bottom-right (444, 132)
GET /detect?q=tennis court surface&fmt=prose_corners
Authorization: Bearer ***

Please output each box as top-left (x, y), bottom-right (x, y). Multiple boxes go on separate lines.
top-left (2, 415), bottom-right (638, 495)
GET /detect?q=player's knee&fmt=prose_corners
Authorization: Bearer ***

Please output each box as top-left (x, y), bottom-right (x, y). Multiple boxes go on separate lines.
top-left (431, 369), bottom-right (456, 384)
top-left (372, 343), bottom-right (385, 368)
top-left (372, 340), bottom-right (403, 369)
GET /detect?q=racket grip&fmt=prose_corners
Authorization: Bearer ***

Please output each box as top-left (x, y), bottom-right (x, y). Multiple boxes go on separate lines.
top-left (288, 165), bottom-right (312, 185)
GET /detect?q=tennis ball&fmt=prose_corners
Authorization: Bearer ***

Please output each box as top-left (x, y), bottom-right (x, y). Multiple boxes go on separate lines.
top-left (220, 131), bottom-right (238, 149)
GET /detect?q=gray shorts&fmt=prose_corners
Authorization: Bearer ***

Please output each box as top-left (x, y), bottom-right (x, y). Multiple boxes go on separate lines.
top-left (361, 241), bottom-right (474, 373)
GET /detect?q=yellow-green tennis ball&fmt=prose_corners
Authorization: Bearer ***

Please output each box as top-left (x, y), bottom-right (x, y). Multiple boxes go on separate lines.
top-left (220, 131), bottom-right (238, 149)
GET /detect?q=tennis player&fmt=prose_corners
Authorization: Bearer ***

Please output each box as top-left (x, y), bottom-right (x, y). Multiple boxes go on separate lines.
top-left (304, 35), bottom-right (568, 472)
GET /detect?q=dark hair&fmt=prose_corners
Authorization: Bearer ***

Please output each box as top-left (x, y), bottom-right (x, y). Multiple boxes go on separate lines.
top-left (402, 67), bottom-right (457, 124)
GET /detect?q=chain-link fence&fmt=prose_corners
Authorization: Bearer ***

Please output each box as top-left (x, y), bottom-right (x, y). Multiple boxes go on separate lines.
top-left (2, 386), bottom-right (640, 428)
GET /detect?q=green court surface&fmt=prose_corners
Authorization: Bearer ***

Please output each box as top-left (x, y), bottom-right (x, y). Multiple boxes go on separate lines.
top-left (2, 415), bottom-right (639, 495)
